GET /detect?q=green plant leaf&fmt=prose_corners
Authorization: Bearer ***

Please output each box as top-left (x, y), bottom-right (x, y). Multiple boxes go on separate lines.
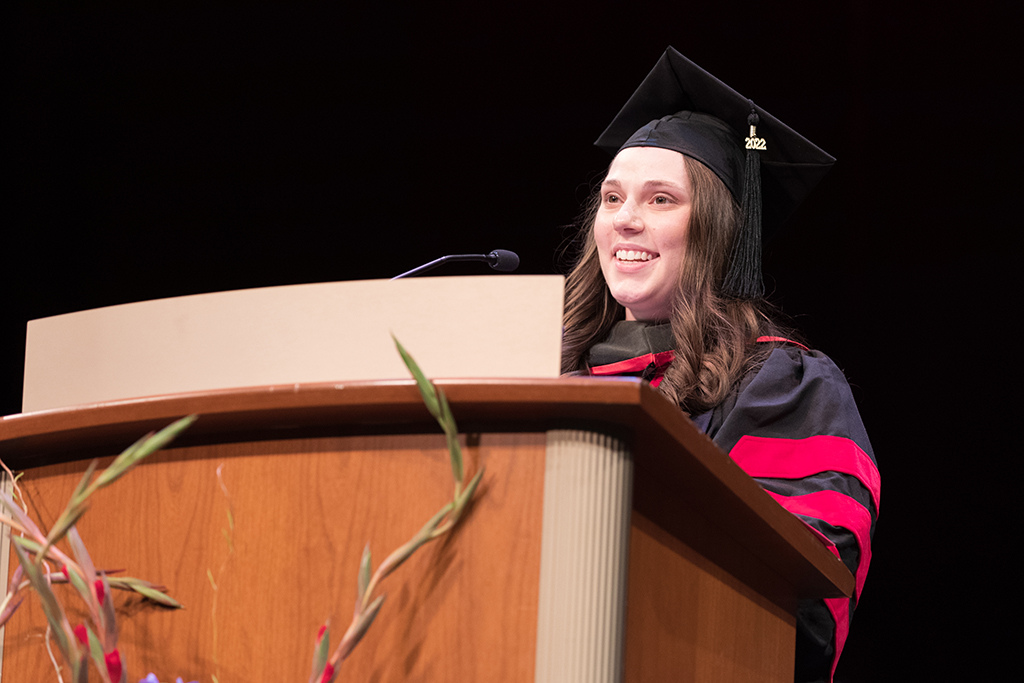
top-left (437, 390), bottom-right (463, 485)
top-left (64, 562), bottom-right (93, 607)
top-left (94, 433), bottom-right (149, 489)
top-left (348, 594), bottom-right (385, 655)
top-left (392, 336), bottom-right (440, 418)
top-left (358, 595), bottom-right (385, 635)
top-left (12, 538), bottom-right (75, 661)
top-left (67, 527), bottom-right (98, 588)
top-left (42, 503), bottom-right (90, 556)
top-left (40, 416), bottom-right (197, 562)
top-left (311, 623), bottom-right (330, 683)
top-left (127, 582), bottom-right (183, 609)
top-left (98, 573), bottom-right (118, 647)
top-left (83, 623), bottom-right (109, 683)
top-left (358, 544), bottom-right (371, 603)
top-left (94, 415), bottom-right (197, 489)
top-left (0, 487), bottom-right (45, 539)
top-left (459, 467), bottom-right (485, 507)
top-left (71, 651), bottom-right (90, 683)
top-left (69, 460), bottom-right (99, 507)
top-left (447, 467), bottom-right (485, 530)
top-left (394, 337), bottom-right (466, 486)
top-left (0, 594), bottom-right (24, 626)
top-left (11, 536), bottom-right (44, 555)
top-left (375, 502), bottom-right (453, 581)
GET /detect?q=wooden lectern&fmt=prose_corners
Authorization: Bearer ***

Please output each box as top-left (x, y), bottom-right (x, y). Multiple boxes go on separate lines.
top-left (1, 277), bottom-right (851, 682)
top-left (0, 379), bottom-right (852, 683)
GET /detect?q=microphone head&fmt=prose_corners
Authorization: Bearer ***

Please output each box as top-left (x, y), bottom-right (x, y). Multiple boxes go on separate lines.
top-left (487, 249), bottom-right (520, 272)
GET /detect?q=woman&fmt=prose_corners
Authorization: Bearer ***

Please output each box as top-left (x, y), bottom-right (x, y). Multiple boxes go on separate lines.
top-left (561, 48), bottom-right (880, 683)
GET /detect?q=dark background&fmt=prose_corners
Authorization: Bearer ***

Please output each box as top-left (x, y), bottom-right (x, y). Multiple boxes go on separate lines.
top-left (6, 1), bottom-right (1018, 680)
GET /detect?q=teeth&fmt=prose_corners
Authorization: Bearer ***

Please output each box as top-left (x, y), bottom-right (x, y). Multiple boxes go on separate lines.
top-left (616, 249), bottom-right (653, 262)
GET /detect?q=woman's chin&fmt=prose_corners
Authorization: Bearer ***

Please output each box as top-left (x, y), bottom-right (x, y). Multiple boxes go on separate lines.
top-left (625, 310), bottom-right (669, 323)
top-left (613, 297), bottom-right (670, 322)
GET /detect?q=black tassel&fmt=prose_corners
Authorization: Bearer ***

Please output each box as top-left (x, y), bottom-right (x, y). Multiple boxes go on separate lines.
top-left (723, 105), bottom-right (765, 299)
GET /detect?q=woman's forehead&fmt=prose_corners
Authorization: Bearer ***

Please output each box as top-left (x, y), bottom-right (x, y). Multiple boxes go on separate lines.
top-left (605, 147), bottom-right (690, 186)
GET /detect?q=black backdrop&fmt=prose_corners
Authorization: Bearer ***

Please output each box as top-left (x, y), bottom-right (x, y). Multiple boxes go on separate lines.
top-left (7, 1), bottom-right (1018, 680)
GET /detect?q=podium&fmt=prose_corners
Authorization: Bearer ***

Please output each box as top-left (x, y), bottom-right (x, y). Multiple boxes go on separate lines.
top-left (0, 378), bottom-right (853, 683)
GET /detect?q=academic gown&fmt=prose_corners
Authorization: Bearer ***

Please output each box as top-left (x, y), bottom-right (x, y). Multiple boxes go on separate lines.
top-left (588, 322), bottom-right (880, 683)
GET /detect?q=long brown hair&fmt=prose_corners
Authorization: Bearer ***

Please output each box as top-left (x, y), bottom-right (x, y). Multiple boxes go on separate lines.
top-left (561, 156), bottom-right (798, 414)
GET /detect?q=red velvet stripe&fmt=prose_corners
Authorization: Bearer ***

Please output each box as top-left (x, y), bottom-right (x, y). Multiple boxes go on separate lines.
top-left (802, 522), bottom-right (841, 559)
top-left (735, 433), bottom-right (875, 682)
top-left (766, 490), bottom-right (873, 601)
top-left (730, 435), bottom-right (881, 513)
top-left (755, 335), bottom-right (811, 351)
top-left (769, 491), bottom-right (867, 681)
top-left (590, 350), bottom-right (675, 376)
top-left (824, 596), bottom-right (850, 681)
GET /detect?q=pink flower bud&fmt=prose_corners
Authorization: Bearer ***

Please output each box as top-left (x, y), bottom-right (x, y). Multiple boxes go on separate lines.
top-left (105, 649), bottom-right (122, 681)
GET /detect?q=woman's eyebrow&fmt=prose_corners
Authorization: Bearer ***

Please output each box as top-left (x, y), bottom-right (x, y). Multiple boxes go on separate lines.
top-left (602, 178), bottom-right (685, 191)
top-left (642, 179), bottom-right (686, 190)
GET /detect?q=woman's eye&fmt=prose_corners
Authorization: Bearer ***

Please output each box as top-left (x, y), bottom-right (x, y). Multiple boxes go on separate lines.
top-left (653, 195), bottom-right (671, 205)
top-left (604, 194), bottom-right (620, 204)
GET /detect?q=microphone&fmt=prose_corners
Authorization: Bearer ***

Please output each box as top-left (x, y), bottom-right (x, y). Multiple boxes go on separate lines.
top-left (486, 249), bottom-right (520, 272)
top-left (391, 249), bottom-right (520, 280)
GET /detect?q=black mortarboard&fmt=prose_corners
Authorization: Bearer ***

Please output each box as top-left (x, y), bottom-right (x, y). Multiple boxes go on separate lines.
top-left (594, 47), bottom-right (835, 298)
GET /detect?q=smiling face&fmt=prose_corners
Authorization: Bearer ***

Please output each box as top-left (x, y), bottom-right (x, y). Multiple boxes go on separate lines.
top-left (595, 146), bottom-right (693, 321)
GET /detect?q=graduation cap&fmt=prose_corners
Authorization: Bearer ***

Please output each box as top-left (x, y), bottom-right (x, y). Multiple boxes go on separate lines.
top-left (594, 47), bottom-right (835, 299)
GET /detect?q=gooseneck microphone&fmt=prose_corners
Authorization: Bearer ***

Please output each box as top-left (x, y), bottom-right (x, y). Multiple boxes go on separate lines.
top-left (391, 249), bottom-right (520, 280)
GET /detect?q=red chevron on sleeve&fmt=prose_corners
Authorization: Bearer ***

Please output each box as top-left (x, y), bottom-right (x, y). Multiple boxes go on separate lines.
top-left (824, 595), bottom-right (851, 681)
top-left (729, 434), bottom-right (879, 683)
top-left (765, 490), bottom-right (874, 600)
top-left (766, 489), bottom-right (872, 683)
top-left (729, 434), bottom-right (881, 514)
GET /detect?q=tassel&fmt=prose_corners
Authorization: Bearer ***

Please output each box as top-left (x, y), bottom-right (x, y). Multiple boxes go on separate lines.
top-left (723, 104), bottom-right (765, 299)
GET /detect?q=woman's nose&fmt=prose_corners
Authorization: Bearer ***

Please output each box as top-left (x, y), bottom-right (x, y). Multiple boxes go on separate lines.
top-left (613, 202), bottom-right (643, 232)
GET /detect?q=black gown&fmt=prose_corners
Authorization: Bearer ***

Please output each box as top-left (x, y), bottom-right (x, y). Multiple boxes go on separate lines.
top-left (588, 322), bottom-right (879, 683)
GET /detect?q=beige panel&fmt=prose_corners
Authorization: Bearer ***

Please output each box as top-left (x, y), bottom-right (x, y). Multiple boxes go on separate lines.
top-left (535, 429), bottom-right (633, 683)
top-left (23, 275), bottom-right (564, 411)
top-left (0, 474), bottom-right (10, 683)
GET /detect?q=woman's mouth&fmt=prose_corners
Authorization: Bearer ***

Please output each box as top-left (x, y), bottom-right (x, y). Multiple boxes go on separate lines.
top-left (615, 249), bottom-right (656, 262)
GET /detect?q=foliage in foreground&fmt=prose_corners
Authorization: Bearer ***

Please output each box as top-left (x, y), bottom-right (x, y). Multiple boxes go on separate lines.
top-left (0, 338), bottom-right (481, 682)
top-left (307, 336), bottom-right (484, 683)
top-left (0, 416), bottom-right (195, 683)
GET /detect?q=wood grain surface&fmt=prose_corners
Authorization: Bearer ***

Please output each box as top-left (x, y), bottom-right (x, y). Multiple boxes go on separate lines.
top-left (2, 432), bottom-right (545, 682)
top-left (0, 379), bottom-right (855, 605)
top-left (624, 512), bottom-right (795, 683)
top-left (1, 380), bottom-right (855, 683)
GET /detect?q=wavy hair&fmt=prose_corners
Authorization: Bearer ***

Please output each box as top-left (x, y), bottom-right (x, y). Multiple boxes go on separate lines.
top-left (561, 156), bottom-right (799, 413)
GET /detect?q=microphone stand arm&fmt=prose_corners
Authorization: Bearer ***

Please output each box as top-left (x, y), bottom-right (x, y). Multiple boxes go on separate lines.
top-left (391, 254), bottom-right (489, 280)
